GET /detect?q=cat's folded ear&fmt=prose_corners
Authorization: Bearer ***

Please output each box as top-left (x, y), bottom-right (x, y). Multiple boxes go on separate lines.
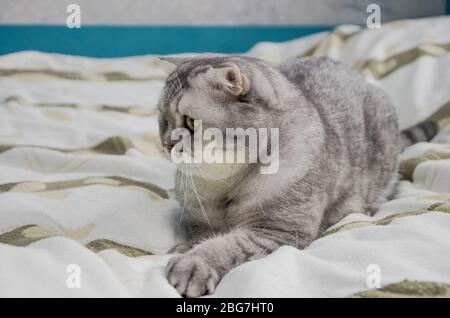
top-left (159, 56), bottom-right (193, 73)
top-left (215, 64), bottom-right (250, 97)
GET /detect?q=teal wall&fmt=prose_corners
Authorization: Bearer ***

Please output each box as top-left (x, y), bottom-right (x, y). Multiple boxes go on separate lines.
top-left (0, 25), bottom-right (332, 57)
top-left (0, 0), bottom-right (447, 57)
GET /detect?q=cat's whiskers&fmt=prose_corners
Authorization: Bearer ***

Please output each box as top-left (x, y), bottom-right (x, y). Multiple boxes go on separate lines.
top-left (178, 166), bottom-right (188, 224)
top-left (188, 163), bottom-right (215, 235)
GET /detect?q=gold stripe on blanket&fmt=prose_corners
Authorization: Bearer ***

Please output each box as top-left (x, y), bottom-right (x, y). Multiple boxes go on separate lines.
top-left (321, 201), bottom-right (450, 238)
top-left (4, 95), bottom-right (158, 117)
top-left (0, 224), bottom-right (153, 257)
top-left (299, 26), bottom-right (362, 58)
top-left (86, 239), bottom-right (151, 257)
top-left (352, 280), bottom-right (450, 298)
top-left (0, 225), bottom-right (51, 247)
top-left (0, 175), bottom-right (168, 200)
top-left (398, 100), bottom-right (450, 180)
top-left (430, 100), bottom-right (450, 130)
top-left (360, 42), bottom-right (450, 80)
top-left (0, 68), bottom-right (166, 82)
top-left (399, 148), bottom-right (450, 181)
top-left (0, 135), bottom-right (163, 156)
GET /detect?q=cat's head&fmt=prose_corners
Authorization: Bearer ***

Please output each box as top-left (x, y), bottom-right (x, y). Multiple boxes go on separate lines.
top-left (157, 56), bottom-right (283, 175)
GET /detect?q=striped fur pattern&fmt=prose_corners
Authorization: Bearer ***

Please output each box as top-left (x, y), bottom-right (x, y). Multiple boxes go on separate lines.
top-left (158, 56), bottom-right (401, 297)
top-left (400, 120), bottom-right (439, 150)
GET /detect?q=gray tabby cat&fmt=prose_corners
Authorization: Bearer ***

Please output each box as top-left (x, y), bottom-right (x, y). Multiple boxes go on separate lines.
top-left (157, 56), bottom-right (437, 297)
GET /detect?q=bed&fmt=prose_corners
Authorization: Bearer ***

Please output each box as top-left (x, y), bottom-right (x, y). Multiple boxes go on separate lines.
top-left (1, 16), bottom-right (449, 297)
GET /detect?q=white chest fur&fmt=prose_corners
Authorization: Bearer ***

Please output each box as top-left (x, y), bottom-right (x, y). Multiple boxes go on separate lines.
top-left (178, 162), bottom-right (249, 228)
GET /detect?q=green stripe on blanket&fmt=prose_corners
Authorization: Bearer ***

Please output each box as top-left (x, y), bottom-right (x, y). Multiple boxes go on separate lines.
top-left (0, 68), bottom-right (166, 82)
top-left (0, 135), bottom-right (162, 156)
top-left (299, 26), bottom-right (362, 58)
top-left (4, 95), bottom-right (158, 117)
top-left (352, 280), bottom-right (450, 298)
top-left (398, 100), bottom-right (450, 180)
top-left (0, 224), bottom-right (152, 257)
top-left (0, 175), bottom-right (168, 200)
top-left (399, 148), bottom-right (450, 181)
top-left (321, 201), bottom-right (450, 238)
top-left (297, 25), bottom-right (450, 80)
top-left (360, 42), bottom-right (450, 79)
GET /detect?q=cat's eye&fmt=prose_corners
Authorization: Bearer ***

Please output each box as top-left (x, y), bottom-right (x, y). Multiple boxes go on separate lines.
top-left (185, 116), bottom-right (195, 131)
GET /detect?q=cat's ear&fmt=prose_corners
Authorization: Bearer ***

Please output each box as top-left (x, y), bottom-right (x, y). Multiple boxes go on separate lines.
top-left (215, 64), bottom-right (250, 96)
top-left (159, 56), bottom-right (192, 74)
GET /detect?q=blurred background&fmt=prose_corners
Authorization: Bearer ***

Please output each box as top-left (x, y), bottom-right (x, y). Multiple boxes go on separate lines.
top-left (0, 0), bottom-right (448, 57)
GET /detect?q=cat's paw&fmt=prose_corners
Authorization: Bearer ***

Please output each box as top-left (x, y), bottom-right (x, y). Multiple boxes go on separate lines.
top-left (168, 243), bottom-right (193, 254)
top-left (166, 254), bottom-right (219, 297)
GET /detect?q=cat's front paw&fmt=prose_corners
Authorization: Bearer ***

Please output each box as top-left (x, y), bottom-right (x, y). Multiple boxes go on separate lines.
top-left (166, 254), bottom-right (219, 297)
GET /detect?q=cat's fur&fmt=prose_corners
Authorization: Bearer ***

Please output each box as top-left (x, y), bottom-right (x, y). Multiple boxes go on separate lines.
top-left (157, 56), bottom-right (430, 297)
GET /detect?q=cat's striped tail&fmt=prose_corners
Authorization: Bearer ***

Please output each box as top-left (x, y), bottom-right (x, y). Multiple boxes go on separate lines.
top-left (400, 120), bottom-right (439, 151)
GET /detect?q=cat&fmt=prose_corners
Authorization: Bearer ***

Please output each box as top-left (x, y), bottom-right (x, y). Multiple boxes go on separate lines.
top-left (157, 55), bottom-right (438, 297)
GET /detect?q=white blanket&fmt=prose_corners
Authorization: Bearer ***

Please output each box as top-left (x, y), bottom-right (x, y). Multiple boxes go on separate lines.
top-left (1, 16), bottom-right (450, 297)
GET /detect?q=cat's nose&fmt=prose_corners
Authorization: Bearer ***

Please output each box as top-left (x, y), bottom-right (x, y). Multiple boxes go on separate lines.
top-left (163, 140), bottom-right (176, 153)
